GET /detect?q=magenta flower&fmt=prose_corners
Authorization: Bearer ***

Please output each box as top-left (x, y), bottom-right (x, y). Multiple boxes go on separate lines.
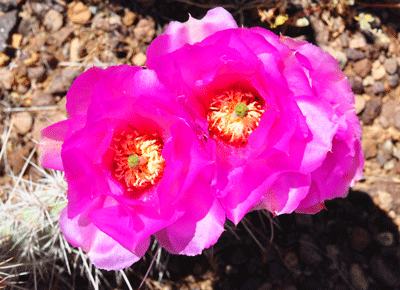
top-left (146, 8), bottom-right (364, 224)
top-left (39, 65), bottom-right (225, 270)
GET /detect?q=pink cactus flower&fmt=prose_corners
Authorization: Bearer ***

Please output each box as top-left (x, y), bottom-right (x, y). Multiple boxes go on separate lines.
top-left (146, 8), bottom-right (364, 225)
top-left (39, 65), bottom-right (225, 270)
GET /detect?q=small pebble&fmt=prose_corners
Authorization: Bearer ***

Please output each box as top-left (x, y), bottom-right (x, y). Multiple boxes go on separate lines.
top-left (360, 97), bottom-right (382, 125)
top-left (133, 18), bottom-right (156, 43)
top-left (362, 75), bottom-right (374, 87)
top-left (43, 9), bottom-right (63, 32)
top-left (67, 1), bottom-right (92, 24)
top-left (349, 33), bottom-right (367, 50)
top-left (382, 140), bottom-right (394, 155)
top-left (393, 144), bottom-right (400, 161)
top-left (349, 76), bottom-right (363, 94)
top-left (376, 232), bottom-right (394, 246)
top-left (384, 159), bottom-right (395, 171)
top-left (350, 263), bottom-right (369, 290)
top-left (377, 190), bottom-right (393, 212)
top-left (372, 65), bottom-right (386, 81)
top-left (384, 58), bottom-right (398, 75)
top-left (346, 48), bottom-right (366, 61)
top-left (387, 74), bottom-right (399, 87)
top-left (373, 81), bottom-right (385, 94)
top-left (376, 153), bottom-right (387, 167)
top-left (132, 52), bottom-right (146, 66)
top-left (12, 112), bottom-right (33, 135)
top-left (394, 110), bottom-right (400, 130)
top-left (362, 138), bottom-right (377, 159)
top-left (354, 95), bottom-right (366, 114)
top-left (354, 58), bottom-right (372, 78)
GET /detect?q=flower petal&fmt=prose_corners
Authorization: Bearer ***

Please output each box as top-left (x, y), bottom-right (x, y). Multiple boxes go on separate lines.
top-left (59, 205), bottom-right (147, 271)
top-left (155, 177), bottom-right (225, 255)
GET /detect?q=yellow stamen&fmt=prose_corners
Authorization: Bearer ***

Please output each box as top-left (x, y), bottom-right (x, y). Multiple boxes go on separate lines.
top-left (112, 130), bottom-right (165, 195)
top-left (207, 88), bottom-right (264, 146)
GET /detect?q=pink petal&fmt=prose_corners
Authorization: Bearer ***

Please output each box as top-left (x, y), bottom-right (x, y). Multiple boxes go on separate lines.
top-left (60, 205), bottom-right (147, 271)
top-left (89, 202), bottom-right (185, 253)
top-left (155, 177), bottom-right (225, 255)
top-left (147, 7), bottom-right (237, 62)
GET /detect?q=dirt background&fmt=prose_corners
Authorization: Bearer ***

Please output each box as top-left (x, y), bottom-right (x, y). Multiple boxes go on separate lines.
top-left (1, 0), bottom-right (400, 289)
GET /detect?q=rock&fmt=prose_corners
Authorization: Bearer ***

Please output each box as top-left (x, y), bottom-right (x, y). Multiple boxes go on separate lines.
top-left (0, 67), bottom-right (13, 90)
top-left (284, 251), bottom-right (301, 272)
top-left (44, 9), bottom-right (63, 32)
top-left (48, 68), bottom-right (81, 94)
top-left (376, 232), bottom-right (394, 246)
top-left (123, 10), bottom-right (137, 26)
top-left (299, 234), bottom-right (323, 264)
top-left (0, 51), bottom-right (9, 65)
top-left (30, 2), bottom-right (48, 15)
top-left (133, 18), bottom-right (156, 43)
top-left (346, 48), bottom-right (366, 61)
top-left (351, 227), bottom-right (371, 252)
top-left (349, 76), bottom-right (363, 94)
top-left (8, 145), bottom-right (31, 174)
top-left (12, 112), bottom-right (33, 135)
top-left (350, 264), bottom-right (369, 290)
top-left (376, 152), bottom-right (387, 167)
top-left (360, 97), bottom-right (382, 125)
top-left (362, 75), bottom-right (374, 87)
top-left (11, 33), bottom-right (22, 48)
top-left (373, 81), bottom-right (385, 94)
top-left (69, 37), bottom-right (81, 62)
top-left (67, 1), bottom-right (91, 24)
top-left (30, 90), bottom-right (55, 107)
top-left (370, 255), bottom-right (400, 287)
top-left (395, 110), bottom-right (400, 130)
top-left (349, 33), bottom-right (367, 50)
top-left (353, 59), bottom-right (372, 78)
top-left (387, 74), bottom-right (399, 87)
top-left (354, 95), bottom-right (366, 114)
top-left (382, 140), bottom-right (393, 156)
top-left (341, 33), bottom-right (349, 47)
top-left (377, 190), bottom-right (393, 212)
top-left (0, 10), bottom-right (17, 52)
top-left (52, 26), bottom-right (74, 45)
top-left (379, 101), bottom-right (400, 129)
top-left (0, 0), bottom-right (17, 12)
top-left (326, 245), bottom-right (339, 270)
top-left (372, 65), bottom-right (386, 81)
top-left (384, 159), bottom-right (395, 171)
top-left (27, 66), bottom-right (46, 82)
top-left (132, 52), bottom-right (146, 66)
top-left (393, 144), bottom-right (400, 161)
top-left (384, 58), bottom-right (398, 75)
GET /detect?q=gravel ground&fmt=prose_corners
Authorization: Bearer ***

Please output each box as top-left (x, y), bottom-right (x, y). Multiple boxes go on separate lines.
top-left (1, 0), bottom-right (400, 289)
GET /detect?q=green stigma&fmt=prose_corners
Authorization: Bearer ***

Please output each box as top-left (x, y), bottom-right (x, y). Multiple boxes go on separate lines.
top-left (128, 154), bottom-right (140, 168)
top-left (235, 103), bottom-right (248, 118)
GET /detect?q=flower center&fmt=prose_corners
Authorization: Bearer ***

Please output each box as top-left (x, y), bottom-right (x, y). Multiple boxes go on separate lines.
top-left (112, 130), bottom-right (165, 196)
top-left (207, 88), bottom-right (264, 145)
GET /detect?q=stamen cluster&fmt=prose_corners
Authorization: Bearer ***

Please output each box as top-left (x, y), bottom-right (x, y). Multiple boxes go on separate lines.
top-left (207, 88), bottom-right (264, 145)
top-left (112, 129), bottom-right (165, 195)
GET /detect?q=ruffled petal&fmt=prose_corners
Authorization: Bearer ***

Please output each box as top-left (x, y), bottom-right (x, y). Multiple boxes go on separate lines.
top-left (147, 7), bottom-right (237, 62)
top-left (89, 202), bottom-right (184, 253)
top-left (59, 207), bottom-right (147, 271)
top-left (155, 177), bottom-right (225, 255)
